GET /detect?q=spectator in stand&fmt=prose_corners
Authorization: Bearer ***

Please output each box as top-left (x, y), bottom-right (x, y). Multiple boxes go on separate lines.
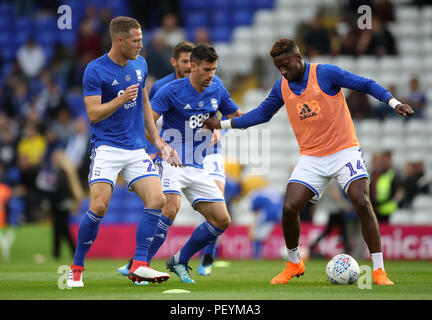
top-left (76, 18), bottom-right (102, 61)
top-left (7, 82), bottom-right (32, 119)
top-left (301, 15), bottom-right (331, 57)
top-left (360, 16), bottom-right (397, 56)
top-left (153, 13), bottom-right (185, 49)
top-left (341, 16), bottom-right (396, 56)
top-left (16, 121), bottom-right (46, 222)
top-left (402, 77), bottom-right (427, 119)
top-left (346, 90), bottom-right (372, 120)
top-left (369, 151), bottom-right (404, 223)
top-left (16, 38), bottom-right (47, 79)
top-left (65, 117), bottom-right (90, 187)
top-left (35, 72), bottom-right (69, 120)
top-left (144, 33), bottom-right (172, 79)
top-left (67, 52), bottom-right (94, 90)
top-left (99, 7), bottom-right (114, 53)
top-left (373, 84), bottom-right (398, 120)
top-left (194, 27), bottom-right (212, 44)
top-left (373, 0), bottom-right (395, 23)
top-left (36, 149), bottom-right (84, 259)
top-left (340, 21), bottom-right (364, 56)
top-left (399, 160), bottom-right (430, 208)
top-left (0, 126), bottom-right (19, 185)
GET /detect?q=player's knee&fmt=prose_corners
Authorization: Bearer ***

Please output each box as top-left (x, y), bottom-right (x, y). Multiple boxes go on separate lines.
top-left (212, 215), bottom-right (231, 230)
top-left (91, 200), bottom-right (109, 216)
top-left (351, 194), bottom-right (372, 215)
top-left (146, 194), bottom-right (166, 211)
top-left (282, 202), bottom-right (298, 219)
top-left (163, 201), bottom-right (179, 221)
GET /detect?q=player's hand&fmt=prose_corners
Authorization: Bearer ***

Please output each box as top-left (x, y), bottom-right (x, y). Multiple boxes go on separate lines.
top-left (121, 83), bottom-right (140, 103)
top-left (211, 129), bottom-right (222, 146)
top-left (156, 140), bottom-right (181, 167)
top-left (395, 103), bottom-right (414, 117)
top-left (203, 117), bottom-right (221, 130)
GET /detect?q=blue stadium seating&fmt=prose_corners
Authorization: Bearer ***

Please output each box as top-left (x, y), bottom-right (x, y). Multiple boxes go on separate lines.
top-left (185, 11), bottom-right (208, 29)
top-left (211, 10), bottom-right (232, 28)
top-left (57, 29), bottom-right (77, 48)
top-left (211, 26), bottom-right (232, 43)
top-left (180, 0), bottom-right (275, 43)
top-left (232, 10), bottom-right (254, 27)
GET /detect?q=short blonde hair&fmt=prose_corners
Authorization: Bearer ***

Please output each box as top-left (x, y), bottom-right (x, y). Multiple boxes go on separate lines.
top-left (109, 16), bottom-right (141, 39)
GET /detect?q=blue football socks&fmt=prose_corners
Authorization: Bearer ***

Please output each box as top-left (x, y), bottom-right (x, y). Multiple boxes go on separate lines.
top-left (178, 221), bottom-right (224, 264)
top-left (73, 210), bottom-right (103, 266)
top-left (133, 208), bottom-right (162, 262)
top-left (147, 214), bottom-right (173, 263)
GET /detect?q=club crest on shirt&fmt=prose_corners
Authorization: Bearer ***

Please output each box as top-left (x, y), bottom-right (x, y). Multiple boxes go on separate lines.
top-left (198, 101), bottom-right (204, 108)
top-left (136, 69), bottom-right (142, 82)
top-left (125, 74), bottom-right (131, 82)
top-left (211, 98), bottom-right (218, 110)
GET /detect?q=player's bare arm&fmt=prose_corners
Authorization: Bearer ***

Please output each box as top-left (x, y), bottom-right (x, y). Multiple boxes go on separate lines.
top-left (145, 107), bottom-right (181, 166)
top-left (84, 83), bottom-right (139, 123)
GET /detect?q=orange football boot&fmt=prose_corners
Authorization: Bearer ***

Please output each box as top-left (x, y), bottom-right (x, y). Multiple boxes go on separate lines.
top-left (373, 268), bottom-right (394, 285)
top-left (270, 259), bottom-right (305, 284)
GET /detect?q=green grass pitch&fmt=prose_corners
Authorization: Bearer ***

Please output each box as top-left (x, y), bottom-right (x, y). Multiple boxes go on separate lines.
top-left (1, 224), bottom-right (432, 300)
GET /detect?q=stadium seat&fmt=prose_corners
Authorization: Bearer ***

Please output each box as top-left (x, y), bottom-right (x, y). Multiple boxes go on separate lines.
top-left (254, 0), bottom-right (275, 9)
top-left (404, 120), bottom-right (427, 135)
top-left (412, 195), bottom-right (432, 212)
top-left (57, 29), bottom-right (77, 47)
top-left (185, 12), bottom-right (208, 29)
top-left (232, 10), bottom-right (255, 27)
top-left (13, 16), bottom-right (33, 31)
top-left (232, 0), bottom-right (251, 9)
top-left (211, 26), bottom-right (232, 43)
top-left (232, 26), bottom-right (254, 47)
top-left (357, 57), bottom-right (379, 74)
top-left (395, 6), bottom-right (420, 22)
top-left (211, 10), bottom-right (232, 28)
top-left (0, 47), bottom-right (15, 62)
top-left (34, 17), bottom-right (57, 32)
top-left (253, 9), bottom-right (276, 31)
top-left (389, 209), bottom-right (412, 225)
top-left (208, 0), bottom-right (231, 10)
top-left (381, 119), bottom-right (404, 136)
top-left (411, 211), bottom-right (432, 225)
top-left (381, 136), bottom-right (403, 150)
top-left (36, 31), bottom-right (57, 47)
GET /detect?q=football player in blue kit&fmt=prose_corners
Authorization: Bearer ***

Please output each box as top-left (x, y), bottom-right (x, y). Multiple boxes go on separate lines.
top-left (67, 16), bottom-right (180, 288)
top-left (117, 42), bottom-right (230, 281)
top-left (150, 43), bottom-right (242, 283)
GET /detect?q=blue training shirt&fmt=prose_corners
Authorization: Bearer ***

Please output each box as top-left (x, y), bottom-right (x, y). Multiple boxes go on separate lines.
top-left (83, 53), bottom-right (148, 150)
top-left (147, 74), bottom-right (227, 157)
top-left (233, 62), bottom-right (393, 129)
top-left (151, 76), bottom-right (239, 168)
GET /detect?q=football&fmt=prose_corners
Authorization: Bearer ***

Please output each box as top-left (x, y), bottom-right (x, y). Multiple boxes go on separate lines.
top-left (326, 254), bottom-right (360, 285)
